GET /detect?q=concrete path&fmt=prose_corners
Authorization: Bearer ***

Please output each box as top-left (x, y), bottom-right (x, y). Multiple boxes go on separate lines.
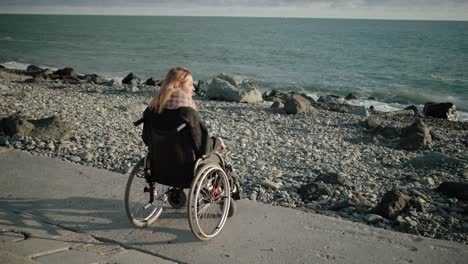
top-left (0, 147), bottom-right (467, 264)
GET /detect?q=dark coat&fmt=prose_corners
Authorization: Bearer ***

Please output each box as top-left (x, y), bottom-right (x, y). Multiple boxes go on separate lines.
top-left (142, 107), bottom-right (211, 188)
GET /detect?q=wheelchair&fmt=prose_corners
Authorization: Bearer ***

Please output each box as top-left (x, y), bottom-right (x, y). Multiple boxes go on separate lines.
top-left (124, 118), bottom-right (238, 241)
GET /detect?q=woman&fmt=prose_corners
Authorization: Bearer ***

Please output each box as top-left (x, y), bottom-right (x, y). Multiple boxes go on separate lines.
top-left (142, 67), bottom-right (225, 188)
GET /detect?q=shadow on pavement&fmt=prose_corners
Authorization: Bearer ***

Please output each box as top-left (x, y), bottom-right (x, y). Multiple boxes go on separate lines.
top-left (0, 197), bottom-right (199, 245)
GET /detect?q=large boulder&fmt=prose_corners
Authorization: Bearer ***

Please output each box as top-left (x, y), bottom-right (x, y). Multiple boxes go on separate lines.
top-left (53, 67), bottom-right (78, 78)
top-left (144, 77), bottom-right (159, 86)
top-left (316, 172), bottom-right (352, 188)
top-left (436, 182), bottom-right (468, 201)
top-left (0, 115), bottom-right (71, 141)
top-left (196, 80), bottom-right (210, 95)
top-left (26, 65), bottom-right (44, 75)
top-left (349, 105), bottom-right (369, 117)
top-left (298, 182), bottom-right (333, 202)
top-left (399, 119), bottom-right (432, 150)
top-left (122, 72), bottom-right (141, 85)
top-left (1, 115), bottom-right (35, 136)
top-left (423, 102), bottom-right (457, 121)
top-left (372, 189), bottom-right (411, 219)
top-left (81, 74), bottom-right (108, 85)
top-left (318, 95), bottom-right (345, 105)
top-left (206, 75), bottom-right (262, 103)
top-left (365, 117), bottom-right (401, 139)
top-left (284, 94), bottom-right (312, 114)
top-left (216, 72), bottom-right (244, 86)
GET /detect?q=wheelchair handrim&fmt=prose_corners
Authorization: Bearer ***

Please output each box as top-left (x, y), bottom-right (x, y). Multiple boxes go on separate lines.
top-left (192, 166), bottom-right (230, 239)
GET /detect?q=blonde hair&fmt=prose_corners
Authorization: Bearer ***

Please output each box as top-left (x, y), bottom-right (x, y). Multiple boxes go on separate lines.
top-left (148, 67), bottom-right (192, 113)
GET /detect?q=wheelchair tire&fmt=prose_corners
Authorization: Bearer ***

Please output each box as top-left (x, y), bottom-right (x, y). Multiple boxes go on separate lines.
top-left (124, 158), bottom-right (167, 227)
top-left (167, 189), bottom-right (186, 209)
top-left (188, 163), bottom-right (231, 241)
top-left (228, 197), bottom-right (237, 217)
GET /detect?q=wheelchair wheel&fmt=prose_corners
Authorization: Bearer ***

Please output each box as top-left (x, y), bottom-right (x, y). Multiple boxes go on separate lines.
top-left (124, 158), bottom-right (168, 227)
top-left (228, 197), bottom-right (237, 217)
top-left (188, 164), bottom-right (231, 241)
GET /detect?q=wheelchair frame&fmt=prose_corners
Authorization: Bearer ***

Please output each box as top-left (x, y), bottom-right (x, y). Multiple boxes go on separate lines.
top-left (124, 152), bottom-right (234, 241)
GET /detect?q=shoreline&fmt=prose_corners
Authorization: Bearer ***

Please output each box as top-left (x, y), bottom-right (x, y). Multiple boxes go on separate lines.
top-left (2, 60), bottom-right (467, 121)
top-left (1, 67), bottom-right (467, 244)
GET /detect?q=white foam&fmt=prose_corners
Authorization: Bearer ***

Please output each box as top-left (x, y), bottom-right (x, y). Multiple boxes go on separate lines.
top-left (0, 60), bottom-right (59, 71)
top-left (346, 98), bottom-right (468, 122)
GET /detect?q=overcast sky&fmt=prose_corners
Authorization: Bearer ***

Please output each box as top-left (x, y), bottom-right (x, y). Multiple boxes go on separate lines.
top-left (1, 0), bottom-right (467, 20)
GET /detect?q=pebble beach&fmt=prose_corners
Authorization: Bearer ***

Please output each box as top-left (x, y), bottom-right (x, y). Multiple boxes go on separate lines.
top-left (1, 67), bottom-right (468, 244)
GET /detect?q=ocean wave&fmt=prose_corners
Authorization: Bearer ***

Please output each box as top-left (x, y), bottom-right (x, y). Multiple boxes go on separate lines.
top-left (1, 36), bottom-right (13, 41)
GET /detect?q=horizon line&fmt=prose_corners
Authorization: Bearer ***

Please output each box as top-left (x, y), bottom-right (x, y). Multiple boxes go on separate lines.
top-left (1, 13), bottom-right (467, 22)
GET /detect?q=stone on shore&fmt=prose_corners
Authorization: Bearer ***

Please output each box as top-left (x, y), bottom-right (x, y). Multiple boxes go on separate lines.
top-left (284, 94), bottom-right (312, 114)
top-left (0, 114), bottom-right (71, 141)
top-left (399, 119), bottom-right (432, 150)
top-left (206, 74), bottom-right (263, 103)
top-left (349, 105), bottom-right (369, 117)
top-left (372, 189), bottom-right (411, 219)
top-left (122, 72), bottom-right (141, 85)
top-left (53, 67), bottom-right (78, 78)
top-left (424, 102), bottom-right (457, 121)
top-left (436, 182), bottom-right (468, 201)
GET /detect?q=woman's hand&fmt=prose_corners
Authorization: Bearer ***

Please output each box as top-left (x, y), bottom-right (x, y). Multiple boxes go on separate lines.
top-left (217, 137), bottom-right (225, 152)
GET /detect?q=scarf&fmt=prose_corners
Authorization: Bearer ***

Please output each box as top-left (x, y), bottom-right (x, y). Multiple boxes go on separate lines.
top-left (165, 89), bottom-right (197, 110)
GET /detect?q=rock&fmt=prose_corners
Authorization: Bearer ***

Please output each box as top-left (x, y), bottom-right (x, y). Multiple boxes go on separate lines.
top-left (79, 151), bottom-right (94, 161)
top-left (24, 75), bottom-right (44, 84)
top-left (384, 109), bottom-right (416, 117)
top-left (129, 86), bottom-right (139, 93)
top-left (144, 77), bottom-right (159, 86)
top-left (249, 192), bottom-right (258, 201)
top-left (284, 94), bottom-right (312, 114)
top-left (424, 102), bottom-right (457, 121)
top-left (216, 72), bottom-right (244, 86)
top-left (368, 96), bottom-right (376, 100)
top-left (29, 116), bottom-right (72, 141)
top-left (0, 84), bottom-right (7, 91)
top-left (122, 72), bottom-right (141, 85)
top-left (424, 177), bottom-right (435, 186)
top-left (316, 172), bottom-right (352, 188)
top-left (26, 64), bottom-right (44, 74)
top-left (197, 80), bottom-right (210, 95)
top-left (271, 101), bottom-right (284, 110)
top-left (372, 189), bottom-right (411, 219)
top-left (436, 182), bottom-right (468, 201)
top-left (260, 179), bottom-right (282, 190)
top-left (404, 105), bottom-right (420, 115)
top-left (69, 156), bottom-right (81, 162)
top-left (53, 67), bottom-right (77, 78)
top-left (206, 76), bottom-right (263, 103)
top-left (364, 214), bottom-right (384, 223)
top-left (399, 119), bottom-right (432, 150)
top-left (345, 93), bottom-right (357, 100)
top-left (0, 114), bottom-right (71, 141)
top-left (46, 142), bottom-right (55, 150)
top-left (365, 117), bottom-right (401, 139)
top-left (0, 114), bottom-right (35, 136)
top-left (104, 79), bottom-right (120, 86)
top-left (298, 182), bottom-right (333, 202)
top-left (318, 95), bottom-right (345, 105)
top-left (349, 105), bottom-right (369, 117)
top-left (81, 74), bottom-right (108, 85)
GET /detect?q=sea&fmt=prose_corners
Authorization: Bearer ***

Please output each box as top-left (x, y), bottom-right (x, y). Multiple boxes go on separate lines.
top-left (1, 14), bottom-right (467, 120)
